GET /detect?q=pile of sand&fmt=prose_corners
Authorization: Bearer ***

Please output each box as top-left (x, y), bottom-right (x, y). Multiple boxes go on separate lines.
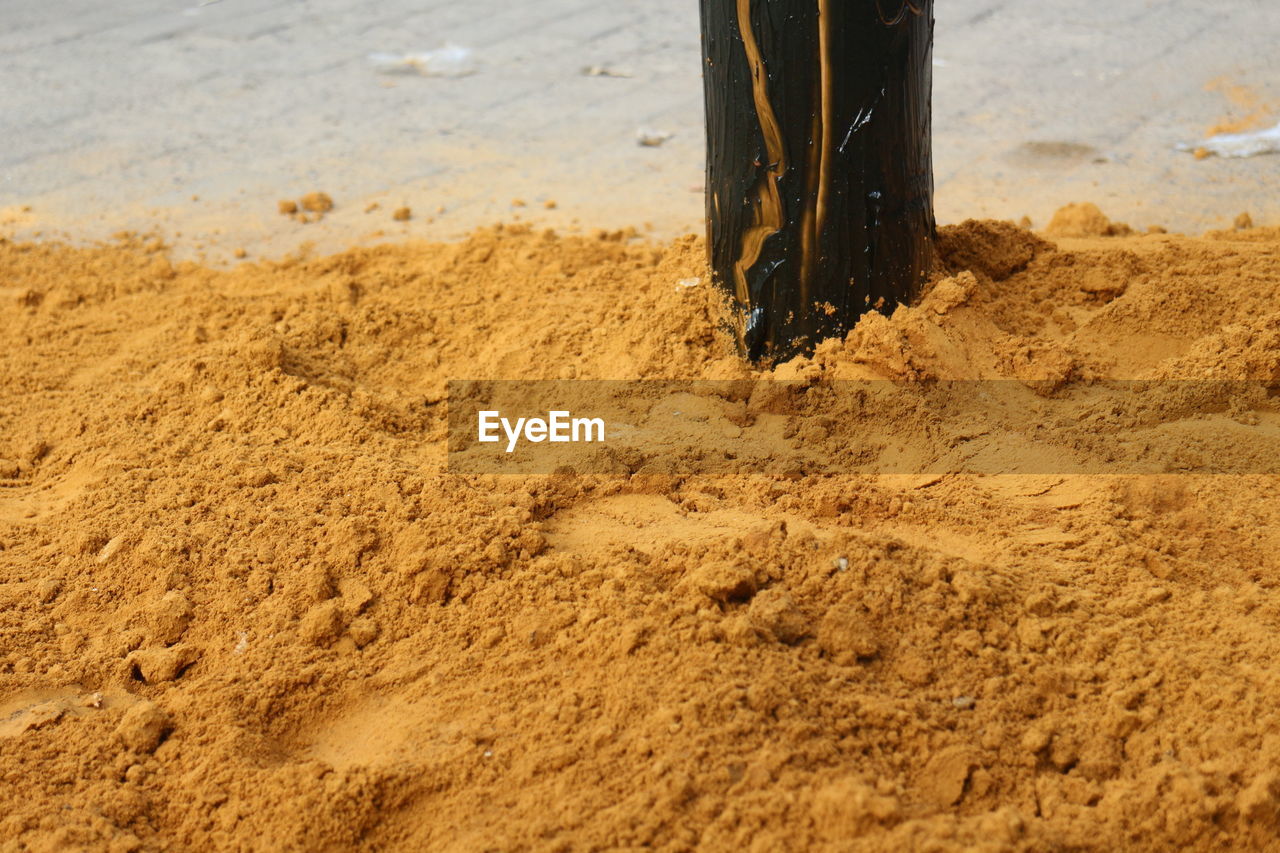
top-left (2, 209), bottom-right (1280, 850)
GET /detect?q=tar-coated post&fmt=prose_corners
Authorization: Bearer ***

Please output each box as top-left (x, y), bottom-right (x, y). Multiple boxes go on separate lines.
top-left (699, 0), bottom-right (935, 362)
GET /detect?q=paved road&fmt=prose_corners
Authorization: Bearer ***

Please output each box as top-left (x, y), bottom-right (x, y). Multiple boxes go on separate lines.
top-left (2, 0), bottom-right (1277, 259)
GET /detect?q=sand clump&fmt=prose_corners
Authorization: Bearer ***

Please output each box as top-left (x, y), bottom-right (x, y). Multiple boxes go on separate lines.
top-left (2, 208), bottom-right (1280, 850)
top-left (1044, 202), bottom-right (1133, 238)
top-left (278, 192), bottom-right (336, 225)
top-left (299, 192), bottom-right (334, 214)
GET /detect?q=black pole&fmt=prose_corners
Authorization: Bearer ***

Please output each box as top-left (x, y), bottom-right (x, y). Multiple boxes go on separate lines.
top-left (699, 0), bottom-right (935, 362)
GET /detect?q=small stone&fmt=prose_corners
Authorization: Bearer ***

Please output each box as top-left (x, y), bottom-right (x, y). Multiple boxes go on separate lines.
top-left (277, 199), bottom-right (298, 215)
top-left (116, 701), bottom-right (172, 754)
top-left (952, 695), bottom-right (975, 709)
top-left (920, 747), bottom-right (980, 806)
top-left (1234, 212), bottom-right (1254, 231)
top-left (392, 207), bottom-right (412, 222)
top-left (97, 535), bottom-right (125, 563)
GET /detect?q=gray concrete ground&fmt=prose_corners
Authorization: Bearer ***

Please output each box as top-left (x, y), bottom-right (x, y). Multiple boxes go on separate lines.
top-left (2, 0), bottom-right (1278, 260)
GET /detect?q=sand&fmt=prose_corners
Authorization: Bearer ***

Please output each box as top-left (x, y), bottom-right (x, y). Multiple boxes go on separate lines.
top-left (2, 208), bottom-right (1280, 851)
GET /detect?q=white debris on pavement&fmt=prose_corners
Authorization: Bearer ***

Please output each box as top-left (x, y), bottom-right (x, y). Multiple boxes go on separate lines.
top-left (368, 45), bottom-right (478, 78)
top-left (581, 65), bottom-right (633, 78)
top-left (636, 127), bottom-right (673, 147)
top-left (1183, 121), bottom-right (1280, 159)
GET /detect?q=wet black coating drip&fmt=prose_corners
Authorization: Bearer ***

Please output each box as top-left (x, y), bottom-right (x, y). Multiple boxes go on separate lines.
top-left (700, 0), bottom-right (935, 362)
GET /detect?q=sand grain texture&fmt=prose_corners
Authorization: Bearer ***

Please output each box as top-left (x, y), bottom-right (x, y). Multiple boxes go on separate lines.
top-left (2, 214), bottom-right (1280, 850)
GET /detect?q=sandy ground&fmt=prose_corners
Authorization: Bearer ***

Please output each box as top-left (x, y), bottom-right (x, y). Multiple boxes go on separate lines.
top-left (3, 204), bottom-right (1280, 849)
top-left (4, 4), bottom-right (1280, 850)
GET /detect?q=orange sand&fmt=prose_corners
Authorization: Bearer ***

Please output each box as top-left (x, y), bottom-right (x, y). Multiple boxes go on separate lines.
top-left (2, 209), bottom-right (1280, 850)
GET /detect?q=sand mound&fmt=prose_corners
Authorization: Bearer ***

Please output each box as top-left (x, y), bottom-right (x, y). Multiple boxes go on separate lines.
top-left (2, 218), bottom-right (1280, 850)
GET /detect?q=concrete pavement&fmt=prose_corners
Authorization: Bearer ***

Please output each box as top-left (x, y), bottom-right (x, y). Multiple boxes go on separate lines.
top-left (2, 0), bottom-right (1277, 259)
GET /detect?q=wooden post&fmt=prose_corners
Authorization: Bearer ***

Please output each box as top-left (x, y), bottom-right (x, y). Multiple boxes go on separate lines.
top-left (699, 0), bottom-right (935, 362)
